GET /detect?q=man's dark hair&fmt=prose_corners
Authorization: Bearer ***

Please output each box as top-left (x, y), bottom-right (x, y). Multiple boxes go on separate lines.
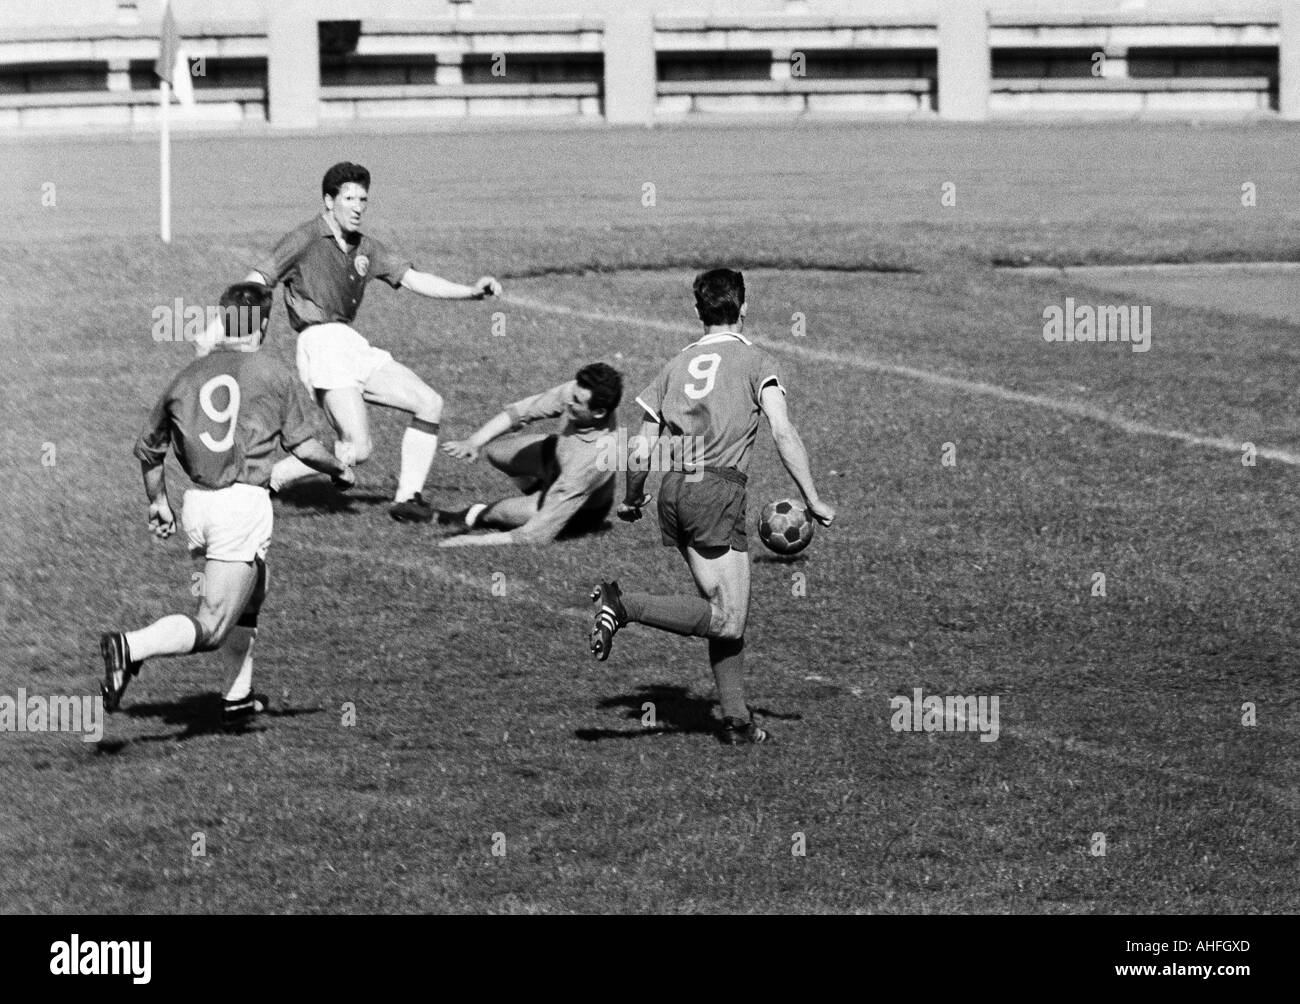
top-left (693, 268), bottom-right (745, 326)
top-left (322, 161), bottom-right (371, 199)
top-left (218, 282), bottom-right (272, 340)
top-left (576, 362), bottom-right (622, 416)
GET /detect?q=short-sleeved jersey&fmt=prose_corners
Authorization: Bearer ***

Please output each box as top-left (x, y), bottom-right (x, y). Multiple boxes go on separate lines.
top-left (133, 345), bottom-right (323, 490)
top-left (252, 215), bottom-right (412, 333)
top-left (635, 331), bottom-right (783, 476)
top-left (504, 380), bottom-right (616, 544)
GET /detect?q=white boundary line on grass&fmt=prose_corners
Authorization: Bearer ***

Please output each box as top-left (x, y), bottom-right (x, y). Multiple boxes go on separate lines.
top-left (942, 705), bottom-right (1298, 812)
top-left (501, 293), bottom-right (1300, 467)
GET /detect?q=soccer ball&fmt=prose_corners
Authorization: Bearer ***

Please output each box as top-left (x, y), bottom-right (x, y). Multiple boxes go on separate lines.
top-left (758, 498), bottom-right (814, 556)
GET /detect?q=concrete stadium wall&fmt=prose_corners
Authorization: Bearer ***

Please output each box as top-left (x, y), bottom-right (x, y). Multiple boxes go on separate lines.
top-left (0, 1), bottom-right (1293, 130)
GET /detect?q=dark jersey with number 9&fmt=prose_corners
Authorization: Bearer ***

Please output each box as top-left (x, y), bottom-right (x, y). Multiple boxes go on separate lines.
top-left (134, 345), bottom-right (322, 489)
top-left (634, 332), bottom-right (784, 476)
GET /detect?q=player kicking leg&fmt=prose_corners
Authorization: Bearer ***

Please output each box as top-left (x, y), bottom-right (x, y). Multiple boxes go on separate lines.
top-left (268, 326), bottom-right (443, 521)
top-left (591, 541), bottom-right (756, 741)
top-left (589, 464), bottom-right (765, 743)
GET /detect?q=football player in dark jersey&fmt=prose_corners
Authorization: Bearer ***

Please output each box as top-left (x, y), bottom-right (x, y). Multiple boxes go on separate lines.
top-left (589, 269), bottom-right (835, 744)
top-left (101, 283), bottom-right (350, 726)
top-left (208, 162), bottom-right (502, 523)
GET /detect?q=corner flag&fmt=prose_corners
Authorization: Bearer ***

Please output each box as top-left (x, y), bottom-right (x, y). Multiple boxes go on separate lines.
top-left (156, 1), bottom-right (193, 243)
top-left (155, 1), bottom-right (194, 106)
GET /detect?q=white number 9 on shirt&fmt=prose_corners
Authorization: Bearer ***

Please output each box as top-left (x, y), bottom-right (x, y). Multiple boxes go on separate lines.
top-left (198, 374), bottom-right (242, 453)
top-left (684, 353), bottom-right (721, 400)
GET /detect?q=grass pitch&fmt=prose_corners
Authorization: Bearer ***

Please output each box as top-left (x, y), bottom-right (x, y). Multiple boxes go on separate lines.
top-left (2, 120), bottom-right (1298, 913)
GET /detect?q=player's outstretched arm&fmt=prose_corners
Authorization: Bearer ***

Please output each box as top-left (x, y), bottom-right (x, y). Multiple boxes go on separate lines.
top-left (400, 268), bottom-right (502, 301)
top-left (443, 409), bottom-right (513, 462)
top-left (760, 385), bottom-right (835, 527)
top-left (140, 460), bottom-right (175, 540)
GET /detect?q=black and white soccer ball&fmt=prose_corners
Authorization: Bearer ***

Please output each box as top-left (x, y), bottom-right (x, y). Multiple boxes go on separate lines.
top-left (758, 498), bottom-right (814, 556)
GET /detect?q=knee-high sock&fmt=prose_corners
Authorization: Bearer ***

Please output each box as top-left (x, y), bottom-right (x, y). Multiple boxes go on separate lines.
top-left (709, 636), bottom-right (748, 721)
top-left (270, 455), bottom-right (317, 493)
top-left (396, 419), bottom-right (439, 502)
top-left (125, 615), bottom-right (198, 662)
top-left (622, 592), bottom-right (713, 637)
top-left (220, 626), bottom-right (257, 702)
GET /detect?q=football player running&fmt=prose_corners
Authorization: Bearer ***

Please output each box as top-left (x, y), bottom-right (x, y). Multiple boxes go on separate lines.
top-left (101, 283), bottom-right (352, 726)
top-left (588, 269), bottom-right (835, 744)
top-left (209, 161), bottom-right (502, 523)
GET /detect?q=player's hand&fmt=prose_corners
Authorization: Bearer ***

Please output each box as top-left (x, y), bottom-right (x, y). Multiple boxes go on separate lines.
top-left (442, 440), bottom-right (479, 462)
top-left (147, 501), bottom-right (176, 540)
top-left (471, 276), bottom-right (502, 300)
top-left (617, 494), bottom-right (653, 522)
top-left (807, 498), bottom-right (836, 527)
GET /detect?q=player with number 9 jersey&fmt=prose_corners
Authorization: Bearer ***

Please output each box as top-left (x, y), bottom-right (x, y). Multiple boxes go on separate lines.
top-left (587, 269), bottom-right (836, 747)
top-left (101, 283), bottom-right (350, 728)
top-left (635, 331), bottom-right (784, 479)
top-left (134, 344), bottom-right (324, 490)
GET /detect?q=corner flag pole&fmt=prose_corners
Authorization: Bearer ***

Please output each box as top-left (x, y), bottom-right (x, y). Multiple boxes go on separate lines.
top-left (160, 77), bottom-right (171, 244)
top-left (156, 0), bottom-right (188, 244)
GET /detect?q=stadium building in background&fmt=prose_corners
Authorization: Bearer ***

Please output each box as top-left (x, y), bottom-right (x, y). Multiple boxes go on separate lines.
top-left (2, 0), bottom-right (1297, 129)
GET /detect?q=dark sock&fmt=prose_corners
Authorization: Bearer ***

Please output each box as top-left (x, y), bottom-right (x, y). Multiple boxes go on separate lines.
top-left (622, 591), bottom-right (713, 637)
top-left (709, 636), bottom-right (747, 721)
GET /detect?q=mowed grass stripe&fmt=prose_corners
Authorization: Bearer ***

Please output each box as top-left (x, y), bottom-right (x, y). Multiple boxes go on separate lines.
top-left (316, 534), bottom-right (1296, 812)
top-left (501, 292), bottom-right (1300, 467)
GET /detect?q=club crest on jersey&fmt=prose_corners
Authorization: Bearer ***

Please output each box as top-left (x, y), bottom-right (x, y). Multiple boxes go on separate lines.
top-left (354, 254), bottom-right (369, 277)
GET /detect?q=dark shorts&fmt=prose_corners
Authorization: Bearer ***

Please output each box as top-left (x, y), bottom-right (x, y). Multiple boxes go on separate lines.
top-left (657, 468), bottom-right (749, 553)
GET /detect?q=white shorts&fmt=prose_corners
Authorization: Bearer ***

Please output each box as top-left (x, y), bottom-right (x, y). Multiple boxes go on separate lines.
top-left (295, 322), bottom-right (394, 394)
top-left (182, 483), bottom-right (273, 563)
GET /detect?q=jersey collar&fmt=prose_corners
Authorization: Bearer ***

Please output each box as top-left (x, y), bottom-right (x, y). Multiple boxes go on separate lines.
top-left (318, 212), bottom-right (360, 252)
top-left (689, 330), bottom-right (752, 348)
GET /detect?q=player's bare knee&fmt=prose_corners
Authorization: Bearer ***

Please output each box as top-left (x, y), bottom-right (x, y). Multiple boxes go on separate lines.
top-left (348, 436), bottom-right (373, 464)
top-left (415, 387), bottom-right (443, 423)
top-left (718, 618), bottom-right (746, 641)
top-left (707, 607), bottom-right (745, 641)
top-left (193, 611), bottom-right (231, 651)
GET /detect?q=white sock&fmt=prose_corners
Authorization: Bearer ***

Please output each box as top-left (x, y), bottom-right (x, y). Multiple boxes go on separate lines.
top-left (396, 424), bottom-right (439, 502)
top-left (465, 503), bottom-right (487, 528)
top-left (270, 455), bottom-right (317, 493)
top-left (220, 626), bottom-right (257, 701)
top-left (125, 615), bottom-right (198, 662)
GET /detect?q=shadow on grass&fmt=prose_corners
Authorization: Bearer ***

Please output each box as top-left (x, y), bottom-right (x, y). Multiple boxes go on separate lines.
top-left (751, 552), bottom-right (811, 566)
top-left (94, 693), bottom-right (322, 748)
top-left (273, 480), bottom-right (391, 513)
top-left (574, 683), bottom-right (800, 741)
top-left (556, 519), bottom-right (614, 542)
